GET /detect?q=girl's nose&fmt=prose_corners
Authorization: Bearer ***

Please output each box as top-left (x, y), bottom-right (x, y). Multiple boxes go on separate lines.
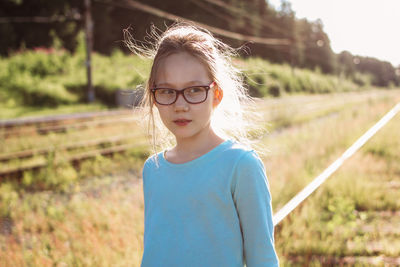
top-left (174, 94), bottom-right (189, 112)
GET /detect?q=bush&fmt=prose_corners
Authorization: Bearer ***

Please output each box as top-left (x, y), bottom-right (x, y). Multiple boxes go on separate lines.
top-left (0, 183), bottom-right (19, 217)
top-left (240, 57), bottom-right (363, 97)
top-left (7, 73), bottom-right (79, 106)
top-left (244, 74), bottom-right (266, 97)
top-left (0, 48), bottom-right (150, 108)
top-left (268, 80), bottom-right (283, 97)
top-left (7, 49), bottom-right (67, 77)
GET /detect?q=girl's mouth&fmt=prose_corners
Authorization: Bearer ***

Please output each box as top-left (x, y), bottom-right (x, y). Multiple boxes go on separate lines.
top-left (174, 119), bottom-right (192, 126)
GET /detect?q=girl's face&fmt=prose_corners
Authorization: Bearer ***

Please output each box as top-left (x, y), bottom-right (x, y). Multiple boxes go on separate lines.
top-left (153, 52), bottom-right (221, 143)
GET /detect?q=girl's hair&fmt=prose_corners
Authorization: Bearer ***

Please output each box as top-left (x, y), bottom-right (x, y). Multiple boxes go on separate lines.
top-left (124, 22), bottom-right (264, 155)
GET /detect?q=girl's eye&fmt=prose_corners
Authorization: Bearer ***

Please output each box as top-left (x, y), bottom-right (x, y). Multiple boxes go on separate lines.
top-left (187, 87), bottom-right (205, 94)
top-left (158, 89), bottom-right (175, 95)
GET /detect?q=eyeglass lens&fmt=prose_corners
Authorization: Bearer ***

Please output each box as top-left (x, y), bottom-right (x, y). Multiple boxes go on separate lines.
top-left (154, 86), bottom-right (208, 104)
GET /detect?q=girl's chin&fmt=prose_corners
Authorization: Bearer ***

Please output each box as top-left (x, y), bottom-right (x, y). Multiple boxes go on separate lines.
top-left (172, 132), bottom-right (195, 140)
top-left (168, 123), bottom-right (212, 142)
top-left (171, 129), bottom-right (200, 141)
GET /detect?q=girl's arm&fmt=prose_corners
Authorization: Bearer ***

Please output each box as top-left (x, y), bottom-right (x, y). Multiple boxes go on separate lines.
top-left (232, 151), bottom-right (279, 267)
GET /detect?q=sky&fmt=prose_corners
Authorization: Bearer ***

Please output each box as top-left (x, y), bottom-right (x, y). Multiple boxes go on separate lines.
top-left (268, 0), bottom-right (400, 67)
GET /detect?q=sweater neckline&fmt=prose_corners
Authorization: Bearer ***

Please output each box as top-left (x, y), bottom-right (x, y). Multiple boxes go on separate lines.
top-left (160, 139), bottom-right (233, 168)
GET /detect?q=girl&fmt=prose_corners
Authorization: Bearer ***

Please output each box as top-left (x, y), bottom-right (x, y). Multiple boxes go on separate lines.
top-left (127, 23), bottom-right (279, 267)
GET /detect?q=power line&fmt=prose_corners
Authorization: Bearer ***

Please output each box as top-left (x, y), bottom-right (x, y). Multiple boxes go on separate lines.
top-left (185, 0), bottom-right (292, 54)
top-left (99, 0), bottom-right (291, 46)
top-left (199, 0), bottom-right (292, 37)
top-left (0, 13), bottom-right (81, 23)
top-left (195, 0), bottom-right (332, 63)
top-left (188, 0), bottom-right (236, 26)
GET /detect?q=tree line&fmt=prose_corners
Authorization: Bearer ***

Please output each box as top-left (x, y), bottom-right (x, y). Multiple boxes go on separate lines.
top-left (1, 0), bottom-right (399, 87)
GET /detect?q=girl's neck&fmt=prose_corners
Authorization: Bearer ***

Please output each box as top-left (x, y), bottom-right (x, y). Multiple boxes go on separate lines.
top-left (167, 130), bottom-right (225, 164)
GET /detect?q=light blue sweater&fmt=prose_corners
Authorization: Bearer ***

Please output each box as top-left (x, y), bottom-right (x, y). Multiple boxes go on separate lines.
top-left (141, 140), bottom-right (279, 267)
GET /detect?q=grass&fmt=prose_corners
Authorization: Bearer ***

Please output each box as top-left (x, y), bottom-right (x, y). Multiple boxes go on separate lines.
top-left (1, 89), bottom-right (400, 266)
top-left (0, 174), bottom-right (144, 266)
top-left (257, 89), bottom-right (398, 132)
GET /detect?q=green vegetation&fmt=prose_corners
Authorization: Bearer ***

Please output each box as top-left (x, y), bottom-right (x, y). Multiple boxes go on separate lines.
top-left (0, 34), bottom-right (151, 118)
top-left (242, 57), bottom-right (368, 97)
top-left (0, 44), bottom-right (376, 119)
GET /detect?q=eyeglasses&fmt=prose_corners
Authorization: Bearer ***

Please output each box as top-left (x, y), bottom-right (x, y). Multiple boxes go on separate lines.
top-left (151, 82), bottom-right (215, 105)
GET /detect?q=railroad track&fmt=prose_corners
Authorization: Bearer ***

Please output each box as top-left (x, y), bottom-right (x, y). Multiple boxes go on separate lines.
top-left (0, 133), bottom-right (142, 162)
top-left (0, 109), bottom-right (136, 138)
top-left (0, 109), bottom-right (148, 179)
top-left (0, 141), bottom-right (148, 179)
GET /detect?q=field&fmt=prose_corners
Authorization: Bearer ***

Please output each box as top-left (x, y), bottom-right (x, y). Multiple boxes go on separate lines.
top-left (267, 91), bottom-right (400, 266)
top-left (1, 88), bottom-right (400, 266)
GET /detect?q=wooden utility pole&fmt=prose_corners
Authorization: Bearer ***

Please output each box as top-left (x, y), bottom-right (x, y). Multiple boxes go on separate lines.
top-left (84, 0), bottom-right (94, 102)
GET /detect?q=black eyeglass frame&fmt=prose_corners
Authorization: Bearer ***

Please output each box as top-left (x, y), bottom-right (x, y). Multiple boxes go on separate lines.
top-left (151, 81), bottom-right (216, 105)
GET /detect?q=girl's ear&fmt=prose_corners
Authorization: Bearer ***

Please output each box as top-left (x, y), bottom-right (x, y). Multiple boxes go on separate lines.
top-left (213, 86), bottom-right (223, 107)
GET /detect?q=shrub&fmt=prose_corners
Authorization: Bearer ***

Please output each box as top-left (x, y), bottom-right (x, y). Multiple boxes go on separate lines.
top-left (7, 49), bottom-right (68, 77)
top-left (7, 73), bottom-right (79, 106)
top-left (268, 80), bottom-right (283, 97)
top-left (0, 183), bottom-right (19, 217)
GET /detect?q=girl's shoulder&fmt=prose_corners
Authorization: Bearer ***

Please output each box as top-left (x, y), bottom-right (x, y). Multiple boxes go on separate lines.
top-left (225, 140), bottom-right (253, 154)
top-left (214, 140), bottom-right (265, 171)
top-left (221, 141), bottom-right (269, 174)
top-left (222, 140), bottom-right (259, 158)
top-left (143, 151), bottom-right (162, 169)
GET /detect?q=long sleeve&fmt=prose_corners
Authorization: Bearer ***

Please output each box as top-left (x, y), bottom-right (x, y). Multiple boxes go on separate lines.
top-left (141, 141), bottom-right (278, 267)
top-left (232, 151), bottom-right (279, 267)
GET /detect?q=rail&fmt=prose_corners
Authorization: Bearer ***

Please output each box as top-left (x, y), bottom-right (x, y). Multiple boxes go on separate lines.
top-left (272, 102), bottom-right (400, 226)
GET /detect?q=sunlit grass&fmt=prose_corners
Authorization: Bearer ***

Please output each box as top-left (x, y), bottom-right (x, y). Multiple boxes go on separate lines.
top-left (272, 96), bottom-right (400, 265)
top-left (261, 90), bottom-right (400, 209)
top-left (0, 174), bottom-right (144, 266)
